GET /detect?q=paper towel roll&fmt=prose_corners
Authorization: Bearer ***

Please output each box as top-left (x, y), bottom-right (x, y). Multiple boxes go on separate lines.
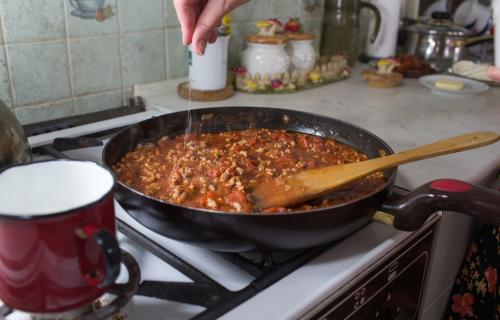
top-left (494, 0), bottom-right (500, 67)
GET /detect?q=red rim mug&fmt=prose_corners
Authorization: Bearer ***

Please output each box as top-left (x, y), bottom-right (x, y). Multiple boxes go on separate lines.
top-left (0, 160), bottom-right (120, 313)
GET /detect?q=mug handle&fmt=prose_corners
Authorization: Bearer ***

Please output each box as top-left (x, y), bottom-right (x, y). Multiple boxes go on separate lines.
top-left (78, 224), bottom-right (121, 288)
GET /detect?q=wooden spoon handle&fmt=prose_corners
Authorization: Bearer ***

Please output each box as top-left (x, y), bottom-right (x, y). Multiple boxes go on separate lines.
top-left (361, 131), bottom-right (500, 172)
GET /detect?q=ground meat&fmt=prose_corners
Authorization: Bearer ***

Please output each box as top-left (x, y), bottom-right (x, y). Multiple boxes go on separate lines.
top-left (113, 129), bottom-right (386, 213)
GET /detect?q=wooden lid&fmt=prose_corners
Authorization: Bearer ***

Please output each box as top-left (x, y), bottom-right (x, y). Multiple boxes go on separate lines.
top-left (245, 34), bottom-right (288, 45)
top-left (286, 32), bottom-right (316, 41)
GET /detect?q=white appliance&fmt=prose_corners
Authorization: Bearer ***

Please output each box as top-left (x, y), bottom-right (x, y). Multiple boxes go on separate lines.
top-left (364, 0), bottom-right (404, 58)
top-left (0, 108), bottom-right (443, 320)
top-left (494, 0), bottom-right (500, 66)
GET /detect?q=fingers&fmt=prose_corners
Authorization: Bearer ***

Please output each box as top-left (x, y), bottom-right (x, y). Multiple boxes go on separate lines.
top-left (191, 0), bottom-right (224, 55)
top-left (208, 31), bottom-right (217, 44)
top-left (173, 0), bottom-right (198, 45)
top-left (192, 0), bottom-right (248, 55)
top-left (487, 66), bottom-right (500, 82)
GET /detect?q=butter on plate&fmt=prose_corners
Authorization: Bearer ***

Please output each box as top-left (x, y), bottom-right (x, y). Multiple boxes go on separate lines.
top-left (435, 78), bottom-right (465, 91)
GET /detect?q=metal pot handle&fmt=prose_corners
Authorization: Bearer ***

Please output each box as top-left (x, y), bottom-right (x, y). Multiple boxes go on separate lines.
top-left (465, 35), bottom-right (494, 47)
top-left (361, 2), bottom-right (382, 44)
top-left (380, 179), bottom-right (500, 231)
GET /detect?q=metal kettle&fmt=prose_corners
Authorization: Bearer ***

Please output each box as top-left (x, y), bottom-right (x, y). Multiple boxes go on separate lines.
top-left (0, 99), bottom-right (31, 170)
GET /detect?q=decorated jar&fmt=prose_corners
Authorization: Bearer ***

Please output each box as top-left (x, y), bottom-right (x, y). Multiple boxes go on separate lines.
top-left (286, 32), bottom-right (316, 72)
top-left (241, 34), bottom-right (290, 77)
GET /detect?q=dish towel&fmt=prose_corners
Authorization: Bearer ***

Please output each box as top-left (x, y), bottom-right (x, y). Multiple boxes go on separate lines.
top-left (443, 175), bottom-right (500, 319)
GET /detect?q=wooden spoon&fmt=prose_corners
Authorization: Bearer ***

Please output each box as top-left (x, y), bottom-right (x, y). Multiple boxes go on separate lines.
top-left (250, 131), bottom-right (500, 211)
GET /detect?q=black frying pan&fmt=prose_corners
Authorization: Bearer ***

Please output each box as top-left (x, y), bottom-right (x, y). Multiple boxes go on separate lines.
top-left (103, 107), bottom-right (500, 252)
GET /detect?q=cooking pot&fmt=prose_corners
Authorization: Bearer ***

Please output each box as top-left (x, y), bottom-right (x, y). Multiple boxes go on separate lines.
top-left (405, 12), bottom-right (493, 71)
top-left (103, 107), bottom-right (500, 252)
top-left (0, 99), bottom-right (31, 170)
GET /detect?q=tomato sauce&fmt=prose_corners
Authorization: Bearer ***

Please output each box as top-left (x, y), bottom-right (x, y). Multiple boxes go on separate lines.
top-left (114, 129), bottom-right (385, 213)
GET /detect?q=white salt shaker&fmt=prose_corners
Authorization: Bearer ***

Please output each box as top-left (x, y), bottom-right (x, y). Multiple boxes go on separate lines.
top-left (189, 27), bottom-right (230, 91)
top-left (286, 33), bottom-right (316, 72)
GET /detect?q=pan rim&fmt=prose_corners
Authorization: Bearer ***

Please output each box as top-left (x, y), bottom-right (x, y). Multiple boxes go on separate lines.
top-left (103, 106), bottom-right (397, 217)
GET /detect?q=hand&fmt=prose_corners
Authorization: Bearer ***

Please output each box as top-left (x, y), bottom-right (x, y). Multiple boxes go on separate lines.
top-left (487, 66), bottom-right (500, 82)
top-left (173, 0), bottom-right (248, 55)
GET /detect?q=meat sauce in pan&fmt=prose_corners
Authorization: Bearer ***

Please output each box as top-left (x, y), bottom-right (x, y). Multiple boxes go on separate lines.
top-left (114, 129), bottom-right (386, 213)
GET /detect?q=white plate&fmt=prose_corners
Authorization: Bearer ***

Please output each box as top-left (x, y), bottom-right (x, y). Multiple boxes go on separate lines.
top-left (419, 74), bottom-right (489, 96)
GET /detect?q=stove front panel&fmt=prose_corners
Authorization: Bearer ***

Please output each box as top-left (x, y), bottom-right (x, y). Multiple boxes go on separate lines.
top-left (307, 221), bottom-right (437, 320)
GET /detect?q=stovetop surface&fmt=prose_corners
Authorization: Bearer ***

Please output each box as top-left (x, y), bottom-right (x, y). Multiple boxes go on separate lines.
top-left (2, 111), bottom-right (418, 320)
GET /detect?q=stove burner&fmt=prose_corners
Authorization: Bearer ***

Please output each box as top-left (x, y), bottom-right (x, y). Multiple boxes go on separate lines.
top-left (82, 250), bottom-right (140, 320)
top-left (0, 250), bottom-right (140, 320)
top-left (29, 305), bottom-right (93, 320)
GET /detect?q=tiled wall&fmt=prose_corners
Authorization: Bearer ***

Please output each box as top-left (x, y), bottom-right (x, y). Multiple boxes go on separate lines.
top-left (0, 0), bottom-right (324, 125)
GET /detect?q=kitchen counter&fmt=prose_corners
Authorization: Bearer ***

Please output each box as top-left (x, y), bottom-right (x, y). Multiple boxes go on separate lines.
top-left (136, 67), bottom-right (500, 319)
top-left (138, 68), bottom-right (500, 190)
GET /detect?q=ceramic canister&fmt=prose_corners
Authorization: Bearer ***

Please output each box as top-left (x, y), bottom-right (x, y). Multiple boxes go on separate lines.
top-left (286, 32), bottom-right (316, 72)
top-left (241, 34), bottom-right (290, 77)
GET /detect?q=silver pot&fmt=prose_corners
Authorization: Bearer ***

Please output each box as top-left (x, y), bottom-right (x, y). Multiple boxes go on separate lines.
top-left (0, 99), bottom-right (31, 170)
top-left (405, 12), bottom-right (493, 71)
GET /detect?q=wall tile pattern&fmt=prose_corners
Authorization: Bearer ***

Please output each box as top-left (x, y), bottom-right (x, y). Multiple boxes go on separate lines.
top-left (0, 0), bottom-right (324, 124)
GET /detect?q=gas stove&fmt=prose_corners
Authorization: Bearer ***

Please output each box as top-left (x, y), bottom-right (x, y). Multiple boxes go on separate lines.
top-left (1, 109), bottom-right (440, 320)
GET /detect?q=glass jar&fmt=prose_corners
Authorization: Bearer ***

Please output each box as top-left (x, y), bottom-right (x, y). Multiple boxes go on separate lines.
top-left (286, 32), bottom-right (316, 72)
top-left (241, 35), bottom-right (290, 76)
top-left (321, 0), bottom-right (381, 65)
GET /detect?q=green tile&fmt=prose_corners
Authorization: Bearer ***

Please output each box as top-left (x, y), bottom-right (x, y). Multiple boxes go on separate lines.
top-left (231, 0), bottom-right (272, 22)
top-left (124, 87), bottom-right (134, 106)
top-left (121, 31), bottom-right (166, 86)
top-left (299, 0), bottom-right (325, 17)
top-left (119, 0), bottom-right (165, 32)
top-left (14, 99), bottom-right (74, 125)
top-left (0, 47), bottom-right (12, 108)
top-left (165, 0), bottom-right (181, 28)
top-left (8, 41), bottom-right (71, 106)
top-left (166, 28), bottom-right (188, 78)
top-left (70, 36), bottom-right (121, 95)
top-left (3, 0), bottom-right (66, 42)
top-left (0, 17), bottom-right (4, 45)
top-left (67, 0), bottom-right (119, 38)
top-left (74, 90), bottom-right (123, 114)
top-left (272, 0), bottom-right (301, 19)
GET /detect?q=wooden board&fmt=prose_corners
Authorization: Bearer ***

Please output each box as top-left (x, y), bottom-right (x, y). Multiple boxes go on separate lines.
top-left (177, 82), bottom-right (234, 101)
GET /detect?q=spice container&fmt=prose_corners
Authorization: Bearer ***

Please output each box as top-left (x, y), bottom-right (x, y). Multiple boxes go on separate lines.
top-left (189, 25), bottom-right (231, 91)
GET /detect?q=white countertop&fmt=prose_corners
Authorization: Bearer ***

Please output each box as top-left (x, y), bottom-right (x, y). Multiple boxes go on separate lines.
top-left (137, 68), bottom-right (500, 190)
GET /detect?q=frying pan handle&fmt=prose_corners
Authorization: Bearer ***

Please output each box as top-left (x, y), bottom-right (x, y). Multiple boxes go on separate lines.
top-left (381, 179), bottom-right (500, 231)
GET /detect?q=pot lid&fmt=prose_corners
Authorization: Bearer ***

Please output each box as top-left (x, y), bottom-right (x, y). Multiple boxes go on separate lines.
top-left (407, 12), bottom-right (470, 37)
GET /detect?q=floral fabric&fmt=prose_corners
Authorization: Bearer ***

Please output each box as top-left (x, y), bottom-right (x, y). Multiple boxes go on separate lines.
top-left (444, 175), bottom-right (500, 319)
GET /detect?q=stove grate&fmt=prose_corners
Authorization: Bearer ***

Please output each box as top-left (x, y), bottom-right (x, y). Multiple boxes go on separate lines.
top-left (117, 218), bottom-right (329, 320)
